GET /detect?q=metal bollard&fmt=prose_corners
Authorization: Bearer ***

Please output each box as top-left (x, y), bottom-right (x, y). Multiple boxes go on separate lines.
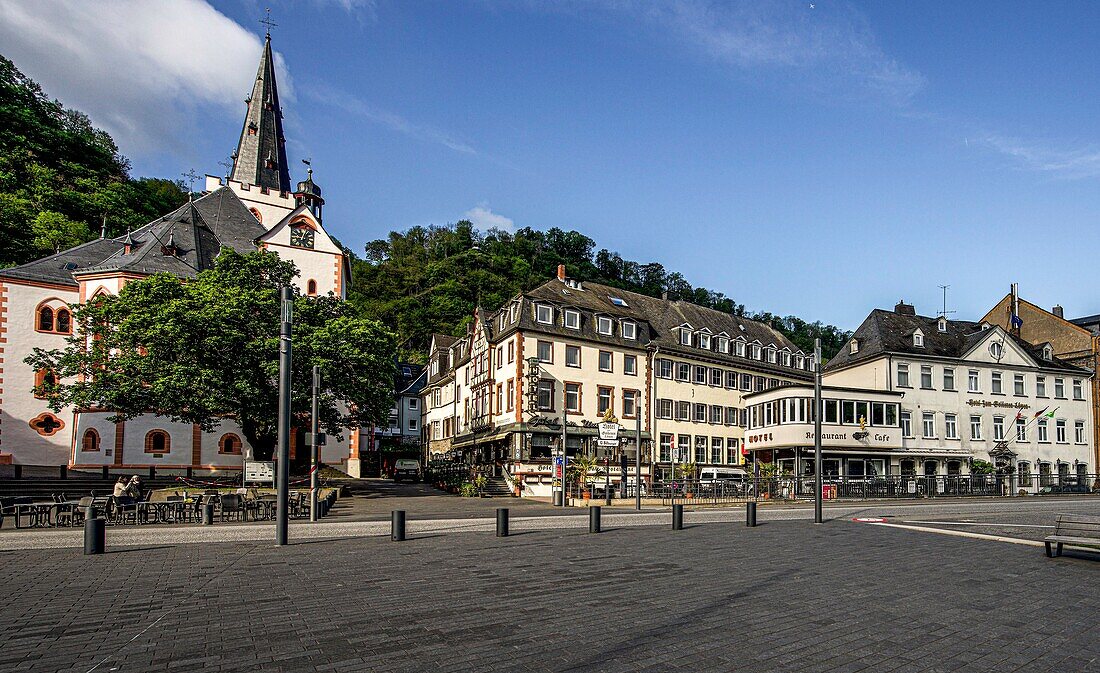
top-left (101, 465), bottom-right (109, 479)
top-left (392, 510), bottom-right (406, 541)
top-left (672, 503), bottom-right (684, 530)
top-left (552, 491), bottom-right (563, 507)
top-left (496, 508), bottom-right (509, 537)
top-left (589, 505), bottom-right (601, 533)
top-left (746, 501), bottom-right (757, 527)
top-left (59, 465), bottom-right (68, 480)
top-left (604, 488), bottom-right (611, 506)
top-left (83, 517), bottom-right (105, 555)
top-left (202, 502), bottom-right (214, 526)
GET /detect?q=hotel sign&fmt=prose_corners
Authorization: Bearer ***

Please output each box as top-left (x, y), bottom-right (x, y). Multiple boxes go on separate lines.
top-left (966, 399), bottom-right (1030, 410)
top-left (745, 424), bottom-right (900, 451)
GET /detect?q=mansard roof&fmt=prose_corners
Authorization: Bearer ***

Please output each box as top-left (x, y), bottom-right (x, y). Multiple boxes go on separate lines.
top-left (230, 35), bottom-right (292, 192)
top-left (826, 308), bottom-right (1088, 374)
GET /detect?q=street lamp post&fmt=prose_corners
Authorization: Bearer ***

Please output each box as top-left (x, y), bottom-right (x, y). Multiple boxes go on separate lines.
top-left (814, 338), bottom-right (823, 525)
top-left (310, 365), bottom-right (320, 523)
top-left (276, 286), bottom-right (293, 545)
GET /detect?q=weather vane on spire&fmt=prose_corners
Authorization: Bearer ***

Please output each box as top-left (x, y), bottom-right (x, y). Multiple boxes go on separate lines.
top-left (261, 8), bottom-right (277, 37)
top-left (182, 169), bottom-right (200, 200)
top-left (302, 157), bottom-right (312, 179)
top-left (218, 155), bottom-right (234, 180)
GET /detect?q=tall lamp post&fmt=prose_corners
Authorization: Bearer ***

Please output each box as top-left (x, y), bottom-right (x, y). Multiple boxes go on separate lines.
top-left (814, 338), bottom-right (823, 525)
top-left (309, 365), bottom-right (320, 523)
top-left (276, 286), bottom-right (293, 545)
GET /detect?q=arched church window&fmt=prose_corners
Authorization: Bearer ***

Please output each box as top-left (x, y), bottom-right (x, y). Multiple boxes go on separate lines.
top-left (219, 433), bottom-right (242, 455)
top-left (145, 430), bottom-right (171, 454)
top-left (249, 208), bottom-right (263, 224)
top-left (82, 429), bottom-right (100, 452)
top-left (307, 279), bottom-right (317, 296)
top-left (55, 308), bottom-right (71, 334)
top-left (34, 369), bottom-right (57, 399)
top-left (37, 306), bottom-right (54, 332)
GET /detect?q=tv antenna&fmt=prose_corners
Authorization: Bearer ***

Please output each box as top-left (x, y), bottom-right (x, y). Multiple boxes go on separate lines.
top-left (937, 285), bottom-right (956, 319)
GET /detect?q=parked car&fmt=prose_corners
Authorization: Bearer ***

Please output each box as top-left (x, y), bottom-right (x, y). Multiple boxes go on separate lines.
top-left (393, 459), bottom-right (421, 483)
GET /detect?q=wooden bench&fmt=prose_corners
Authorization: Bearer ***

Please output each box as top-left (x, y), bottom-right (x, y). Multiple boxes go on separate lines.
top-left (1045, 513), bottom-right (1100, 557)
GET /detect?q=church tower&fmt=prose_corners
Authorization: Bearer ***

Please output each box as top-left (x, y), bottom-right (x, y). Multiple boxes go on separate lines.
top-left (230, 33), bottom-right (291, 193)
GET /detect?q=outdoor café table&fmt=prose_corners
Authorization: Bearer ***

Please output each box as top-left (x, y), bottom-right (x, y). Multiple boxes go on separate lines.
top-left (254, 497), bottom-right (277, 521)
top-left (15, 501), bottom-right (58, 528)
top-left (53, 501), bottom-right (84, 527)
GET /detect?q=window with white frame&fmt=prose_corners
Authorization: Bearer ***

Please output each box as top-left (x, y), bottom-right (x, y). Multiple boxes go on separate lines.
top-left (597, 316), bottom-right (613, 335)
top-left (717, 337), bottom-right (729, 353)
top-left (623, 390), bottom-right (638, 418)
top-left (740, 373), bottom-right (752, 391)
top-left (1056, 419), bottom-right (1067, 443)
top-left (1073, 379), bottom-right (1084, 400)
top-left (621, 321), bottom-right (637, 340)
top-left (597, 386), bottom-right (613, 415)
top-left (676, 401), bottom-right (690, 421)
top-left (709, 405), bottom-right (723, 424)
top-left (1075, 420), bottom-right (1085, 444)
top-left (676, 363), bottom-right (690, 381)
top-left (736, 341), bottom-right (746, 357)
top-left (679, 328), bottom-right (692, 345)
top-left (920, 365), bottom-right (933, 389)
top-left (782, 352), bottom-right (791, 366)
top-left (970, 415), bottom-right (982, 440)
top-left (726, 371), bottom-right (737, 388)
top-left (913, 330), bottom-right (924, 347)
top-left (658, 358), bottom-right (672, 378)
top-left (993, 416), bottom-right (1005, 441)
top-left (537, 340), bottom-right (553, 363)
top-left (565, 383), bottom-right (581, 413)
top-left (624, 354), bottom-right (637, 376)
top-left (564, 309), bottom-right (580, 329)
top-left (989, 341), bottom-right (1003, 359)
top-left (752, 344), bottom-right (762, 360)
top-left (897, 363), bottom-right (910, 387)
top-left (944, 414), bottom-right (958, 439)
top-left (565, 345), bottom-right (581, 368)
top-left (1054, 378), bottom-right (1065, 398)
top-left (658, 399), bottom-right (673, 419)
top-left (968, 369), bottom-right (980, 393)
top-left (900, 411), bottom-right (912, 437)
top-left (1042, 344), bottom-right (1053, 360)
top-left (698, 333), bottom-right (711, 350)
top-left (991, 371), bottom-right (1002, 394)
top-left (694, 366), bottom-right (707, 384)
top-left (1017, 417), bottom-right (1027, 442)
top-left (1038, 419), bottom-right (1048, 442)
top-left (922, 412), bottom-right (935, 439)
top-left (1036, 376), bottom-right (1047, 397)
top-left (1014, 373), bottom-right (1025, 396)
top-left (943, 368), bottom-right (955, 390)
top-left (766, 348), bottom-right (776, 363)
top-left (659, 434), bottom-right (673, 462)
top-left (598, 350), bottom-right (613, 372)
top-left (709, 368), bottom-right (722, 387)
top-left (693, 403), bottom-right (707, 422)
top-left (535, 304), bottom-right (553, 325)
top-left (849, 339), bottom-right (859, 354)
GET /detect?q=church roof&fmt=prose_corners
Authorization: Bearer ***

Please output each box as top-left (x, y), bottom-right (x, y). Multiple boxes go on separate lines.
top-left (229, 35), bottom-right (292, 193)
top-left (0, 238), bottom-right (126, 287)
top-left (74, 187), bottom-right (265, 279)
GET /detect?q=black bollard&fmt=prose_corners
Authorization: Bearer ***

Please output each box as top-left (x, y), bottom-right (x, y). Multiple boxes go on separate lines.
top-left (496, 507), bottom-right (509, 537)
top-left (746, 501), bottom-right (757, 527)
top-left (392, 510), bottom-right (406, 541)
top-left (101, 465), bottom-right (109, 479)
top-left (589, 505), bottom-right (601, 533)
top-left (59, 465), bottom-right (68, 480)
top-left (552, 491), bottom-right (563, 507)
top-left (672, 503), bottom-right (684, 530)
top-left (83, 517), bottom-right (105, 555)
top-left (202, 502), bottom-right (214, 526)
top-left (604, 488), bottom-right (611, 506)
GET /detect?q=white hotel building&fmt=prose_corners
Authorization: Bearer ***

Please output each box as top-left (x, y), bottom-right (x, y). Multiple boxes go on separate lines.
top-left (744, 301), bottom-right (1094, 490)
top-left (421, 267), bottom-right (813, 496)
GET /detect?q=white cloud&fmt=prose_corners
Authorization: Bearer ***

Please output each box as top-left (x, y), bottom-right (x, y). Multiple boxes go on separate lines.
top-left (307, 83), bottom-right (478, 155)
top-left (0, 0), bottom-right (283, 157)
top-left (464, 205), bottom-right (515, 233)
top-left (980, 134), bottom-right (1100, 181)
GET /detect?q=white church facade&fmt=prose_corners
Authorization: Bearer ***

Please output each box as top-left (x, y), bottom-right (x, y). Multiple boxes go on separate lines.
top-left (0, 34), bottom-right (365, 474)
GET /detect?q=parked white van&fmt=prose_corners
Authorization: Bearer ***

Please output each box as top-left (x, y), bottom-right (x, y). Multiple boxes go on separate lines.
top-left (698, 467), bottom-right (748, 484)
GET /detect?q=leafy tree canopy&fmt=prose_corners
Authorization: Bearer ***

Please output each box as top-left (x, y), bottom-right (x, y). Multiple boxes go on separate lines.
top-left (0, 54), bottom-right (187, 266)
top-left (351, 222), bottom-right (852, 361)
top-left (27, 250), bottom-right (397, 459)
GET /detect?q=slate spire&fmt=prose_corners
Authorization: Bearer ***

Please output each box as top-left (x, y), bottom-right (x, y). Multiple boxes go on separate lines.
top-left (230, 34), bottom-right (292, 193)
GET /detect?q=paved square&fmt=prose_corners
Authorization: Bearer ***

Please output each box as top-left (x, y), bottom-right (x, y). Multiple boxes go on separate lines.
top-left (2, 516), bottom-right (1099, 673)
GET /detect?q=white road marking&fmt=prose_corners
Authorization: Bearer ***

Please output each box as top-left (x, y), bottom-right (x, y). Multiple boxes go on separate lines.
top-left (903, 520), bottom-right (1055, 528)
top-left (869, 521), bottom-right (1043, 547)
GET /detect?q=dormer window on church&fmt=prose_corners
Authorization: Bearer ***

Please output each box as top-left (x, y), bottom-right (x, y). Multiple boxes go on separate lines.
top-left (290, 224), bottom-right (315, 249)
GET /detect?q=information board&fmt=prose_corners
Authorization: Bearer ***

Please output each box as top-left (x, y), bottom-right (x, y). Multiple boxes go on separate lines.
top-left (244, 461), bottom-right (275, 484)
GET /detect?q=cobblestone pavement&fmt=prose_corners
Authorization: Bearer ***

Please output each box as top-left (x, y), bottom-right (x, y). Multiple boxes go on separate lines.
top-left (2, 516), bottom-right (1100, 673)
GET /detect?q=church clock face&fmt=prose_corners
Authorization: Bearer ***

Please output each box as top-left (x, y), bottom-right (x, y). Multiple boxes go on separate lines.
top-left (290, 225), bottom-right (315, 249)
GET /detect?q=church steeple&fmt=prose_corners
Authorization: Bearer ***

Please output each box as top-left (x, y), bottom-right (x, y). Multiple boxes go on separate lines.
top-left (230, 34), bottom-right (292, 193)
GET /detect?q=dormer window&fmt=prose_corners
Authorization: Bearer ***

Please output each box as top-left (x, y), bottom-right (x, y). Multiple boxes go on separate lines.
top-left (717, 337), bottom-right (729, 353)
top-left (596, 316), bottom-right (613, 335)
top-left (509, 304), bottom-right (517, 323)
top-left (621, 320), bottom-right (637, 340)
top-left (564, 309), bottom-right (581, 330)
top-left (782, 352), bottom-right (791, 366)
top-left (850, 339), bottom-right (860, 354)
top-left (735, 341), bottom-right (746, 357)
top-left (796, 355), bottom-right (805, 369)
top-left (766, 347), bottom-right (776, 363)
top-left (937, 317), bottom-right (947, 333)
top-left (535, 304), bottom-right (553, 325)
top-left (913, 330), bottom-right (924, 347)
top-left (499, 313), bottom-right (506, 331)
top-left (679, 328), bottom-right (692, 346)
top-left (752, 344), bottom-right (762, 360)
top-left (1043, 344), bottom-right (1053, 361)
top-left (698, 333), bottom-right (711, 350)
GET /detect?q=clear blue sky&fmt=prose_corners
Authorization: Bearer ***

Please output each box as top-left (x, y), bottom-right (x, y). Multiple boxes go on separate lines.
top-left (3, 1), bottom-right (1099, 330)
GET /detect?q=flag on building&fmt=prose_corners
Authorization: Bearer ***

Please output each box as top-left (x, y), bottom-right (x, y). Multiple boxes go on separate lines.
top-left (1010, 313), bottom-right (1023, 329)
top-left (1033, 406), bottom-right (1049, 419)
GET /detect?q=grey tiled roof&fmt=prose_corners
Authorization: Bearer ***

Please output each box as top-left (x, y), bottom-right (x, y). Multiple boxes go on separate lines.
top-left (509, 277), bottom-right (811, 379)
top-left (0, 238), bottom-right (126, 287)
top-left (825, 308), bottom-right (1088, 374)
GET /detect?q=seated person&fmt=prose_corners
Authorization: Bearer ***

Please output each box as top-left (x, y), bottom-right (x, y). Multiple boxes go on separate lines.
top-left (125, 476), bottom-right (143, 501)
top-left (114, 477), bottom-right (134, 505)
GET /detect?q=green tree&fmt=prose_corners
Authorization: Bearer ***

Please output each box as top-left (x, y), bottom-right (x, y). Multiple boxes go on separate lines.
top-left (31, 210), bottom-right (90, 253)
top-left (26, 250), bottom-right (396, 459)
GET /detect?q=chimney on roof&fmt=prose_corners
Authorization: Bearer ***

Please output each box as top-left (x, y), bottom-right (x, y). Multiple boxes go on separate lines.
top-left (557, 264), bottom-right (566, 282)
top-left (894, 300), bottom-right (916, 316)
top-left (1053, 305), bottom-right (1064, 319)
